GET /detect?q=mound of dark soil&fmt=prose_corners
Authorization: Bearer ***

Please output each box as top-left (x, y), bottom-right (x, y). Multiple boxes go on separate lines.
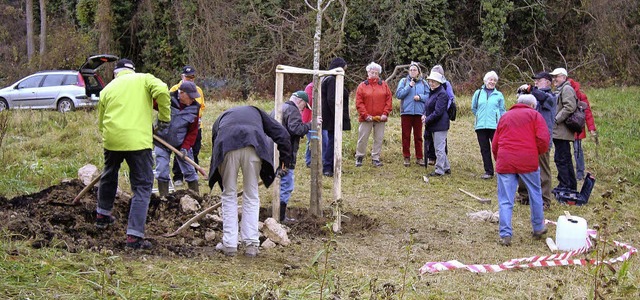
top-left (0, 181), bottom-right (377, 257)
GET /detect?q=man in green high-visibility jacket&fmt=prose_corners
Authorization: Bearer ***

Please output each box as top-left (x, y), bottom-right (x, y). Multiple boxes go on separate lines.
top-left (96, 58), bottom-right (171, 250)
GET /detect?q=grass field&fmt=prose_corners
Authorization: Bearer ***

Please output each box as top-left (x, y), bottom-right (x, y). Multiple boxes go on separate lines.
top-left (1, 86), bottom-right (639, 299)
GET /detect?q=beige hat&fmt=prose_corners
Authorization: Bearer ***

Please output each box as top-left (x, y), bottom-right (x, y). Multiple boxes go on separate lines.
top-left (550, 68), bottom-right (568, 76)
top-left (426, 72), bottom-right (445, 84)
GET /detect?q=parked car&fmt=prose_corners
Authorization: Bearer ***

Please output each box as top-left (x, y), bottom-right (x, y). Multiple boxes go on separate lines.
top-left (0, 54), bottom-right (119, 112)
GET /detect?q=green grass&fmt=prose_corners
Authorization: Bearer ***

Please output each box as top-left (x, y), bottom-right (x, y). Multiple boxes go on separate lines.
top-left (1, 87), bottom-right (639, 299)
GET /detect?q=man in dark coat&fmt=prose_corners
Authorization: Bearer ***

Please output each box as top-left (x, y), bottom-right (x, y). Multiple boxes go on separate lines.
top-left (321, 57), bottom-right (351, 176)
top-left (271, 91), bottom-right (319, 222)
top-left (208, 106), bottom-right (292, 257)
top-left (515, 72), bottom-right (557, 209)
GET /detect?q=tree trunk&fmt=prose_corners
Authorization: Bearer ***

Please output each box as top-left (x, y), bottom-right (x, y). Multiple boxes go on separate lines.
top-left (39, 0), bottom-right (46, 56)
top-left (26, 0), bottom-right (34, 62)
top-left (309, 0), bottom-right (327, 217)
top-left (96, 0), bottom-right (112, 54)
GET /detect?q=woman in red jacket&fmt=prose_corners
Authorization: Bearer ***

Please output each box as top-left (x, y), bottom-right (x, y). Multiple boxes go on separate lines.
top-left (354, 62), bottom-right (393, 167)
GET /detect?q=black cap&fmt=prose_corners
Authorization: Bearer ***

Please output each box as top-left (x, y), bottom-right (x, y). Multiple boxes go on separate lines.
top-left (182, 65), bottom-right (196, 76)
top-left (115, 59), bottom-right (135, 71)
top-left (179, 81), bottom-right (201, 99)
top-left (532, 71), bottom-right (552, 82)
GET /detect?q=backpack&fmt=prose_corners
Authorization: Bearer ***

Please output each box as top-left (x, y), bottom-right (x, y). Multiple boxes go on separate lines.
top-left (443, 82), bottom-right (456, 121)
top-left (448, 99), bottom-right (457, 121)
top-left (564, 88), bottom-right (586, 133)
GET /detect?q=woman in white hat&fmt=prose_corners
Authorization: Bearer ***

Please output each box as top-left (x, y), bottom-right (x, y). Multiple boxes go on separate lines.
top-left (421, 71), bottom-right (451, 176)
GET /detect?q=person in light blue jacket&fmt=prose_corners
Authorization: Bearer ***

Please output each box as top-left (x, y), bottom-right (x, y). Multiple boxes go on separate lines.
top-left (471, 71), bottom-right (505, 179)
top-left (395, 62), bottom-right (428, 166)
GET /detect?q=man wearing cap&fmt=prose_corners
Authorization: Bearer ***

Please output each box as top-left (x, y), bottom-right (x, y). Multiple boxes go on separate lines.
top-left (492, 94), bottom-right (550, 246)
top-left (549, 67), bottom-right (578, 192)
top-left (154, 81), bottom-right (202, 197)
top-left (271, 91), bottom-right (321, 222)
top-left (169, 66), bottom-right (206, 187)
top-left (515, 72), bottom-right (557, 209)
top-left (96, 58), bottom-right (171, 250)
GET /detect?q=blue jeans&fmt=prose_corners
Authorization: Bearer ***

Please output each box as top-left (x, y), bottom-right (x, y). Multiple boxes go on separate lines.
top-left (497, 170), bottom-right (545, 238)
top-left (322, 130), bottom-right (335, 173)
top-left (573, 139), bottom-right (585, 180)
top-left (279, 169), bottom-right (295, 204)
top-left (305, 130), bottom-right (329, 167)
top-left (154, 146), bottom-right (198, 183)
top-left (97, 149), bottom-right (154, 238)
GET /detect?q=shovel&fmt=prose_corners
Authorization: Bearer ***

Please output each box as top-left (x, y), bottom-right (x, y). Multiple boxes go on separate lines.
top-left (458, 188), bottom-right (492, 204)
top-left (153, 134), bottom-right (208, 177)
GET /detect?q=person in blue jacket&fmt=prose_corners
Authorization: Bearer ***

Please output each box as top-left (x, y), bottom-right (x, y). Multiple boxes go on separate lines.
top-left (422, 71), bottom-right (451, 176)
top-left (424, 65), bottom-right (455, 166)
top-left (471, 71), bottom-right (505, 179)
top-left (395, 62), bottom-right (427, 166)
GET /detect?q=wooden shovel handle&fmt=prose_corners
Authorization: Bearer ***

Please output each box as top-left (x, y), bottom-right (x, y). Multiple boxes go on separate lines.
top-left (458, 188), bottom-right (483, 201)
top-left (153, 134), bottom-right (208, 177)
top-left (71, 172), bottom-right (102, 205)
top-left (162, 201), bottom-right (222, 238)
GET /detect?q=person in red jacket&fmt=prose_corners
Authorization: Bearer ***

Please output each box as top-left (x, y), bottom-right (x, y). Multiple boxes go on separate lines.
top-left (354, 62), bottom-right (393, 167)
top-left (492, 94), bottom-right (550, 246)
top-left (568, 78), bottom-right (597, 181)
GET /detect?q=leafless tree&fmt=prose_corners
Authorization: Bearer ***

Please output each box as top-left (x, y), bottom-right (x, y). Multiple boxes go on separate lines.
top-left (26, 0), bottom-right (34, 62)
top-left (39, 0), bottom-right (46, 56)
top-left (304, 0), bottom-right (347, 217)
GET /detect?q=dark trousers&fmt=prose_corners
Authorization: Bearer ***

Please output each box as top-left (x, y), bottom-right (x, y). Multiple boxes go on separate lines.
top-left (323, 130), bottom-right (335, 173)
top-left (173, 128), bottom-right (202, 181)
top-left (97, 149), bottom-right (154, 238)
top-left (401, 115), bottom-right (423, 159)
top-left (476, 129), bottom-right (495, 175)
top-left (553, 138), bottom-right (577, 190)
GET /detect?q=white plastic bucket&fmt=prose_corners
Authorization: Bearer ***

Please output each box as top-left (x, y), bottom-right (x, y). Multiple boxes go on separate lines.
top-left (555, 215), bottom-right (588, 251)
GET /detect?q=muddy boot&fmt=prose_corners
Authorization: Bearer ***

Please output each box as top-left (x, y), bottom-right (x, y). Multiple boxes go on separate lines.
top-left (187, 180), bottom-right (200, 195)
top-left (279, 202), bottom-right (287, 222)
top-left (157, 180), bottom-right (169, 198)
top-left (279, 202), bottom-right (295, 223)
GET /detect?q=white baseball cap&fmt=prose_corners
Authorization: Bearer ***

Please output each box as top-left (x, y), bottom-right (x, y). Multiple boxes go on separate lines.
top-left (550, 68), bottom-right (568, 76)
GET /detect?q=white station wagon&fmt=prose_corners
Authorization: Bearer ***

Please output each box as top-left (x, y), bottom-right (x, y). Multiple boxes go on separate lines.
top-left (0, 54), bottom-right (119, 112)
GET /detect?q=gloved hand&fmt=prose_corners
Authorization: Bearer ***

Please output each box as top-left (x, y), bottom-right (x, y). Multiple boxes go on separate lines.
top-left (276, 165), bottom-right (288, 177)
top-left (517, 84), bottom-right (531, 94)
top-left (372, 116), bottom-right (381, 122)
top-left (316, 116), bottom-right (323, 125)
top-left (180, 148), bottom-right (188, 159)
top-left (380, 115), bottom-right (388, 122)
top-left (154, 120), bottom-right (170, 133)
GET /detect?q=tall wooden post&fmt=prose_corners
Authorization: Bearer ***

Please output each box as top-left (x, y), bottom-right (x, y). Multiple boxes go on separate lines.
top-left (333, 72), bottom-right (344, 231)
top-left (272, 72), bottom-right (284, 220)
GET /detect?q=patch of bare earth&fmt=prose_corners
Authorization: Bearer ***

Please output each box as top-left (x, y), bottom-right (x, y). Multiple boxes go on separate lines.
top-left (0, 181), bottom-right (377, 257)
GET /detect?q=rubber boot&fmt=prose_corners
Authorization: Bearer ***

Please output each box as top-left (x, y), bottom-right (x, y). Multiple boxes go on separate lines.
top-left (157, 180), bottom-right (169, 198)
top-left (279, 202), bottom-right (287, 222)
top-left (187, 180), bottom-right (200, 195)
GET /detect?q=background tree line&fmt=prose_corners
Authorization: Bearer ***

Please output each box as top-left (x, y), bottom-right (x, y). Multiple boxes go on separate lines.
top-left (1, 0), bottom-right (638, 96)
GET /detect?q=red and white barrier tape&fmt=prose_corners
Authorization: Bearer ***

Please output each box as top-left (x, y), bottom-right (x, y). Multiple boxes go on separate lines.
top-left (419, 219), bottom-right (638, 274)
